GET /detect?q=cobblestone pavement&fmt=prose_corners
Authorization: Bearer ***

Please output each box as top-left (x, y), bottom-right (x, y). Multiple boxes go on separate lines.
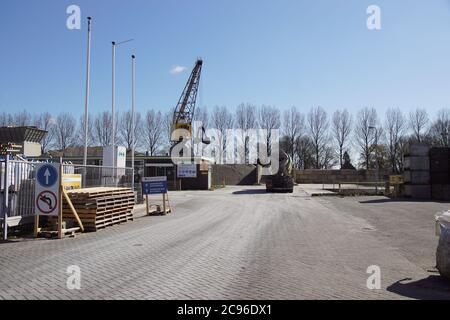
top-left (1, 186), bottom-right (449, 300)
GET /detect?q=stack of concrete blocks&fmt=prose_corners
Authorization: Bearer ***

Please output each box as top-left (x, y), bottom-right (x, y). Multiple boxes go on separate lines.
top-left (430, 148), bottom-right (450, 201)
top-left (403, 144), bottom-right (431, 199)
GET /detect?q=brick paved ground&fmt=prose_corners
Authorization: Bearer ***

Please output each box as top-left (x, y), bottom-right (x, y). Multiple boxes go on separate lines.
top-left (0, 186), bottom-right (449, 300)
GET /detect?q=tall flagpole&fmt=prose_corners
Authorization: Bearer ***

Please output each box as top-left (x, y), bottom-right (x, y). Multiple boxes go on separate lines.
top-left (112, 41), bottom-right (116, 168)
top-left (83, 17), bottom-right (92, 168)
top-left (131, 54), bottom-right (136, 192)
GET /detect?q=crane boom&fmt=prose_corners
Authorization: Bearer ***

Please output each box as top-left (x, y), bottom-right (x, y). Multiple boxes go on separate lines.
top-left (171, 59), bottom-right (203, 142)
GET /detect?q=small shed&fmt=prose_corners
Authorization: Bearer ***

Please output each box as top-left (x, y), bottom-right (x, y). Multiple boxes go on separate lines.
top-left (0, 126), bottom-right (47, 157)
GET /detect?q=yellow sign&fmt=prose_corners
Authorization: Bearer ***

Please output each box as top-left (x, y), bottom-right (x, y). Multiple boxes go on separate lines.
top-left (62, 174), bottom-right (82, 190)
top-left (389, 175), bottom-right (404, 185)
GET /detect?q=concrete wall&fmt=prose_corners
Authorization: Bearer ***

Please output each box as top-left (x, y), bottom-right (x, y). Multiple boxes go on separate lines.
top-left (211, 165), bottom-right (392, 186)
top-left (295, 169), bottom-right (391, 184)
top-left (212, 165), bottom-right (259, 186)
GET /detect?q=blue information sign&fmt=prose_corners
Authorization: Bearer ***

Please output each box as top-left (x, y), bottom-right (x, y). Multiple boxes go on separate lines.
top-left (142, 177), bottom-right (168, 195)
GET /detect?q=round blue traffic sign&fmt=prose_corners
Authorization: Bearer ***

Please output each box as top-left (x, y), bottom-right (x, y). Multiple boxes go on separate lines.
top-left (36, 164), bottom-right (58, 188)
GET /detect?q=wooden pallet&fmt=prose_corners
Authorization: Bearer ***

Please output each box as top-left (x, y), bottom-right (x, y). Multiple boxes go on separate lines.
top-left (62, 187), bottom-right (135, 232)
top-left (38, 227), bottom-right (81, 239)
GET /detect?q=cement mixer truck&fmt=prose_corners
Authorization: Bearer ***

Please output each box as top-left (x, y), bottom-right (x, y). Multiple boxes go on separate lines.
top-left (264, 151), bottom-right (294, 193)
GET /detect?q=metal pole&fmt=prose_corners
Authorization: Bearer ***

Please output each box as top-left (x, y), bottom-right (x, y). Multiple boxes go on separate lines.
top-left (83, 17), bottom-right (92, 188)
top-left (112, 42), bottom-right (116, 169)
top-left (3, 154), bottom-right (9, 240)
top-left (83, 17), bottom-right (92, 168)
top-left (131, 55), bottom-right (136, 192)
top-left (375, 128), bottom-right (379, 195)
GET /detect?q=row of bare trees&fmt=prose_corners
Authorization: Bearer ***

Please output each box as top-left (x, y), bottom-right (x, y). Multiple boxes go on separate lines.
top-left (0, 110), bottom-right (171, 156)
top-left (1, 106), bottom-right (449, 171)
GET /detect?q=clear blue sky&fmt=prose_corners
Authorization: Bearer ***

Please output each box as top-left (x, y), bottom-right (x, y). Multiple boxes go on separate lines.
top-left (1, 0), bottom-right (450, 119)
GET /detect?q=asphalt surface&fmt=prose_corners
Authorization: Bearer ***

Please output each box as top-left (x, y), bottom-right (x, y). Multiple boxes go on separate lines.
top-left (1, 186), bottom-right (449, 300)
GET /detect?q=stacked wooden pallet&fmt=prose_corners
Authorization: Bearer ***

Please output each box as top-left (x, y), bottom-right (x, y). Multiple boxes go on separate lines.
top-left (63, 187), bottom-right (134, 232)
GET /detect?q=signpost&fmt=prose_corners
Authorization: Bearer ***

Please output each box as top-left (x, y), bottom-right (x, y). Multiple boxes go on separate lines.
top-left (177, 164), bottom-right (197, 178)
top-left (35, 164), bottom-right (60, 216)
top-left (34, 164), bottom-right (84, 238)
top-left (34, 163), bottom-right (62, 238)
top-left (142, 177), bottom-right (171, 215)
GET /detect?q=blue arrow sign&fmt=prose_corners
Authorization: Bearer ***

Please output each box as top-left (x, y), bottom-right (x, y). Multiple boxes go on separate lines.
top-left (36, 164), bottom-right (59, 188)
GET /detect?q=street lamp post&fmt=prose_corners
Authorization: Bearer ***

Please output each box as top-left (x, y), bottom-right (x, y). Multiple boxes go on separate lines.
top-left (111, 39), bottom-right (134, 170)
top-left (112, 42), bottom-right (116, 168)
top-left (131, 54), bottom-right (136, 192)
top-left (83, 17), bottom-right (92, 186)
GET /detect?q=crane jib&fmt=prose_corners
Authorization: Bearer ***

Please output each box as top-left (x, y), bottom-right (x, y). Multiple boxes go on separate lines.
top-left (171, 59), bottom-right (203, 142)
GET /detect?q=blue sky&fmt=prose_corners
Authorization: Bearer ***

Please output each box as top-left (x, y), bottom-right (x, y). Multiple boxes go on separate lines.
top-left (1, 0), bottom-right (450, 119)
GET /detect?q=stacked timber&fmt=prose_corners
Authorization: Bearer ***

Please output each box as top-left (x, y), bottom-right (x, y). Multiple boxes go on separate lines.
top-left (63, 187), bottom-right (134, 232)
top-left (403, 144), bottom-right (431, 199)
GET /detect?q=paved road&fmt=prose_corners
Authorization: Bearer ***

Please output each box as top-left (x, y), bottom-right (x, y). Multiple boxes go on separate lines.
top-left (1, 186), bottom-right (449, 300)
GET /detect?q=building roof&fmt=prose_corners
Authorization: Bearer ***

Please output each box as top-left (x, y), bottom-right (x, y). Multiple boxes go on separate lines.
top-left (0, 126), bottom-right (47, 143)
top-left (44, 146), bottom-right (148, 158)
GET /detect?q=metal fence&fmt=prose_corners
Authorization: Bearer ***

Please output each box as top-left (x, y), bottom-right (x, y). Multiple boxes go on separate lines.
top-left (1, 160), bottom-right (36, 220)
top-left (66, 164), bottom-right (134, 189)
top-left (1, 160), bottom-right (137, 236)
top-left (321, 181), bottom-right (387, 195)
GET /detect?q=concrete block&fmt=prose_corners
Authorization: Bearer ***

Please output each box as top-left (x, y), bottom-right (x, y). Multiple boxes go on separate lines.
top-left (432, 184), bottom-right (450, 201)
top-left (404, 143), bottom-right (430, 157)
top-left (403, 171), bottom-right (430, 184)
top-left (431, 172), bottom-right (450, 185)
top-left (403, 184), bottom-right (431, 199)
top-left (430, 158), bottom-right (449, 172)
top-left (404, 156), bottom-right (430, 171)
top-left (437, 226), bottom-right (450, 279)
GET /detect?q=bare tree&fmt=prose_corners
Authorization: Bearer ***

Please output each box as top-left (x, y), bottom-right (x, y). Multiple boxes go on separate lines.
top-left (119, 110), bottom-right (142, 151)
top-left (307, 106), bottom-right (330, 169)
top-left (211, 106), bottom-right (234, 162)
top-left (33, 112), bottom-right (56, 153)
top-left (259, 105), bottom-right (281, 157)
top-left (144, 110), bottom-right (163, 156)
top-left (54, 113), bottom-right (76, 151)
top-left (13, 110), bottom-right (31, 126)
top-left (0, 113), bottom-right (13, 126)
top-left (295, 136), bottom-right (314, 169)
top-left (283, 106), bottom-right (304, 164)
top-left (75, 114), bottom-right (95, 148)
top-left (332, 109), bottom-right (352, 169)
top-left (385, 107), bottom-right (406, 173)
top-left (93, 111), bottom-right (119, 147)
top-left (193, 106), bottom-right (209, 156)
top-left (354, 107), bottom-right (378, 169)
top-left (194, 106), bottom-right (209, 127)
top-left (235, 103), bottom-right (258, 163)
top-left (409, 108), bottom-right (429, 143)
top-left (430, 108), bottom-right (450, 147)
top-left (161, 110), bottom-right (174, 155)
